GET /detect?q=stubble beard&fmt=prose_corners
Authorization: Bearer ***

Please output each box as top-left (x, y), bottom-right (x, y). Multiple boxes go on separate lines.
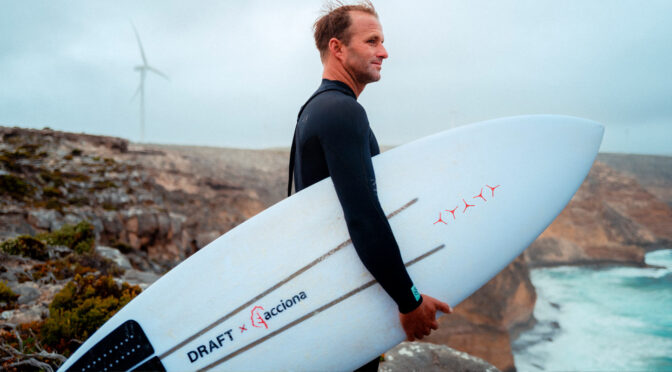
top-left (349, 57), bottom-right (382, 86)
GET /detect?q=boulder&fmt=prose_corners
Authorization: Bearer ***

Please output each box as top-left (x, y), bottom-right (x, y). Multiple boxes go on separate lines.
top-left (381, 341), bottom-right (499, 372)
top-left (96, 246), bottom-right (133, 270)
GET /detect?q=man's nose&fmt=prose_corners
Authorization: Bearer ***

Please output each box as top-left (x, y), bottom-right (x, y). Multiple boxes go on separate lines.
top-left (378, 44), bottom-right (388, 59)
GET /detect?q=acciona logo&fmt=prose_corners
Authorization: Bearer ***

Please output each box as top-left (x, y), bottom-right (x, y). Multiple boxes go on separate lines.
top-left (259, 291), bottom-right (308, 321)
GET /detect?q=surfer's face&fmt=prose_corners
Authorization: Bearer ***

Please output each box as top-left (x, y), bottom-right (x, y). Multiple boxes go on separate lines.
top-left (342, 11), bottom-right (388, 85)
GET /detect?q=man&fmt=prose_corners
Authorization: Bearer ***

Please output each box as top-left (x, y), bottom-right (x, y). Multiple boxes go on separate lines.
top-left (288, 2), bottom-right (452, 369)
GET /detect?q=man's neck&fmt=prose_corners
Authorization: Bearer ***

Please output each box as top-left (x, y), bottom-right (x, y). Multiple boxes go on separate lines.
top-left (322, 66), bottom-right (365, 98)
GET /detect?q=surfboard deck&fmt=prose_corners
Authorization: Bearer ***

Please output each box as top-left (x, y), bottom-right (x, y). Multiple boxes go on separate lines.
top-left (58, 115), bottom-right (604, 371)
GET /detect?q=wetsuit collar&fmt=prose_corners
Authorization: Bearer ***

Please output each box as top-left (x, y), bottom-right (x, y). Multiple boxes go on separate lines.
top-left (319, 79), bottom-right (357, 100)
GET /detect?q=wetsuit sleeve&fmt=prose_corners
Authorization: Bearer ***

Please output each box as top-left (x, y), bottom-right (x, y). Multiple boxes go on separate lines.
top-left (318, 98), bottom-right (422, 314)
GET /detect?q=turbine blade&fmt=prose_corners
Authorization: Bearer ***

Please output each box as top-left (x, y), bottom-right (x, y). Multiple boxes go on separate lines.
top-left (131, 21), bottom-right (148, 65)
top-left (147, 66), bottom-right (169, 80)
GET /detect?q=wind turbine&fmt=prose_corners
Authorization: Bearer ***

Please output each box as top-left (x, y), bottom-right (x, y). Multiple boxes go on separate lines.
top-left (131, 22), bottom-right (168, 142)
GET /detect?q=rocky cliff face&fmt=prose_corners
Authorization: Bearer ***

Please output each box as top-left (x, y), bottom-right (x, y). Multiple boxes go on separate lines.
top-left (597, 153), bottom-right (672, 206)
top-left (525, 161), bottom-right (672, 268)
top-left (0, 126), bottom-right (273, 270)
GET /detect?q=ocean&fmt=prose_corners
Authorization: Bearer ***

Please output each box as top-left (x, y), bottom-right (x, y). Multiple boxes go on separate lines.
top-left (512, 249), bottom-right (672, 371)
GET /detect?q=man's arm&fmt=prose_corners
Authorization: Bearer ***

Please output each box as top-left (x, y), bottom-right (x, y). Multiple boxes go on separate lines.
top-left (318, 97), bottom-right (421, 313)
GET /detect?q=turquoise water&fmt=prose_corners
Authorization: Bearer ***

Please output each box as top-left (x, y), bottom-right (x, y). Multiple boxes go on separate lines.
top-left (513, 249), bottom-right (672, 371)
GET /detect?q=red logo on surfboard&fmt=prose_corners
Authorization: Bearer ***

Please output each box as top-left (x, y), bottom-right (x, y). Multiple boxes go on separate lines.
top-left (251, 306), bottom-right (268, 329)
top-left (434, 184), bottom-right (501, 225)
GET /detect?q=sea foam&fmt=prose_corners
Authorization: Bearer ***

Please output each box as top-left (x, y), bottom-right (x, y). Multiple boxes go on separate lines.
top-left (513, 249), bottom-right (672, 371)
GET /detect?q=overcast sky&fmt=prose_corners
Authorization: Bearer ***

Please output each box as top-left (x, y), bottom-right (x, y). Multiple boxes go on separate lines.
top-left (1, 1), bottom-right (671, 155)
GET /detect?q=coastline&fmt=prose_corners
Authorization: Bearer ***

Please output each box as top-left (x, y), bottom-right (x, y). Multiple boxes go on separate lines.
top-left (512, 249), bottom-right (672, 371)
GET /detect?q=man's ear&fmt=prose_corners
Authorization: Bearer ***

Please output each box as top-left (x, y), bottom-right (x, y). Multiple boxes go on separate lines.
top-left (328, 37), bottom-right (344, 61)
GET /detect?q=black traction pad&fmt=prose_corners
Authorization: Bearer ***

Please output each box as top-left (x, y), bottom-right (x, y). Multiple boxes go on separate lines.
top-left (67, 320), bottom-right (157, 372)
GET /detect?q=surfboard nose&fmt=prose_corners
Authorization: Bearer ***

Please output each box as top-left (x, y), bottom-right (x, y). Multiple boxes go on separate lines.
top-left (546, 114), bottom-right (605, 155)
top-left (546, 114), bottom-right (604, 141)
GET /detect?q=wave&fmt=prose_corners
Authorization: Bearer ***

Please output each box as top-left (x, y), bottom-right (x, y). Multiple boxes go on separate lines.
top-left (513, 249), bottom-right (672, 371)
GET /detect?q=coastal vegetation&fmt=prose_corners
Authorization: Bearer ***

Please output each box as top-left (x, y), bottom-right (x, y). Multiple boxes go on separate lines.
top-left (0, 281), bottom-right (18, 310)
top-left (0, 274), bottom-right (141, 370)
top-left (1, 221), bottom-right (95, 259)
top-left (0, 221), bottom-right (139, 370)
top-left (41, 274), bottom-right (141, 356)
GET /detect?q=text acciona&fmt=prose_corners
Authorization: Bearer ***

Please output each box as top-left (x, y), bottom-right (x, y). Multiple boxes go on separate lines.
top-left (262, 291), bottom-right (308, 320)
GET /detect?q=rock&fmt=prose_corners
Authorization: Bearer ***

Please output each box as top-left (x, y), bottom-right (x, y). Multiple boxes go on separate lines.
top-left (1, 304), bottom-right (47, 324)
top-left (47, 245), bottom-right (72, 259)
top-left (101, 211), bottom-right (125, 238)
top-left (381, 341), bottom-right (500, 372)
top-left (122, 269), bottom-right (160, 289)
top-left (1, 310), bottom-right (15, 321)
top-left (10, 282), bottom-right (41, 305)
top-left (27, 209), bottom-right (61, 230)
top-left (137, 212), bottom-right (158, 238)
top-left (157, 213), bottom-right (172, 239)
top-left (196, 231), bottom-right (221, 248)
top-left (0, 211), bottom-right (35, 239)
top-left (96, 246), bottom-right (133, 270)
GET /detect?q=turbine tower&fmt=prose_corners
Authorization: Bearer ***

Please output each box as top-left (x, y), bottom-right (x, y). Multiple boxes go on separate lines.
top-left (131, 23), bottom-right (168, 142)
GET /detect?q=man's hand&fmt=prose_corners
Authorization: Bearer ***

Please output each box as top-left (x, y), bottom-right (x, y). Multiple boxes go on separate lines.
top-left (399, 294), bottom-right (452, 341)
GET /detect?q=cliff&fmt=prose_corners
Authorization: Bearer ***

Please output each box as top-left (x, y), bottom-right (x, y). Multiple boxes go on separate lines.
top-left (597, 153), bottom-right (672, 206)
top-left (525, 161), bottom-right (672, 268)
top-left (0, 126), bottom-right (274, 270)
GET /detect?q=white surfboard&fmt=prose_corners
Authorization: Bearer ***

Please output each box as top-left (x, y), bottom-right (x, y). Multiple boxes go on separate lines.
top-left (58, 115), bottom-right (603, 372)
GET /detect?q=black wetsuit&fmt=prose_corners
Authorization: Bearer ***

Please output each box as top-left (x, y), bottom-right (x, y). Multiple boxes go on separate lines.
top-left (288, 79), bottom-right (422, 314)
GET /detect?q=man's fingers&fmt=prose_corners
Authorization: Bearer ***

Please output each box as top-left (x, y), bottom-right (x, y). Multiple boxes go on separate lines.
top-left (423, 294), bottom-right (452, 314)
top-left (436, 301), bottom-right (452, 314)
top-left (430, 320), bottom-right (438, 330)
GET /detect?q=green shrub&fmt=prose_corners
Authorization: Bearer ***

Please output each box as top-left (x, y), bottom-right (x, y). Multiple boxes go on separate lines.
top-left (38, 170), bottom-right (65, 187)
top-left (0, 235), bottom-right (48, 260)
top-left (91, 180), bottom-right (117, 191)
top-left (41, 221), bottom-right (95, 254)
top-left (67, 196), bottom-right (90, 207)
top-left (42, 186), bottom-right (63, 198)
top-left (43, 197), bottom-right (66, 211)
top-left (1, 222), bottom-right (97, 259)
top-left (62, 171), bottom-right (89, 183)
top-left (0, 281), bottom-right (18, 310)
top-left (41, 274), bottom-right (141, 355)
top-left (31, 253), bottom-right (124, 282)
top-left (0, 174), bottom-right (35, 200)
top-left (102, 202), bottom-right (117, 211)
